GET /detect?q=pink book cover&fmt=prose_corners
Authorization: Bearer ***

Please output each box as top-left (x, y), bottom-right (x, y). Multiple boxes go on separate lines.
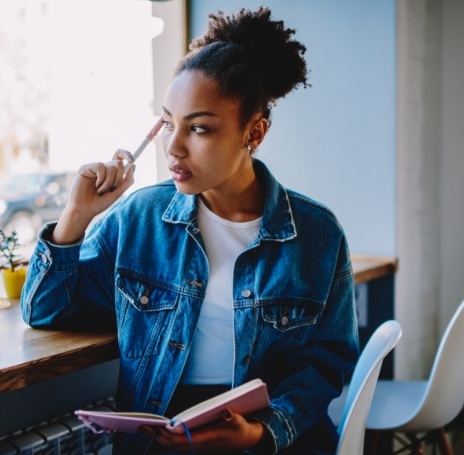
top-left (75, 378), bottom-right (270, 435)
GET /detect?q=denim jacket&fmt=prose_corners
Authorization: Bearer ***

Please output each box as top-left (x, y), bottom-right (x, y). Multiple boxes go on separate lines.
top-left (21, 159), bottom-right (358, 454)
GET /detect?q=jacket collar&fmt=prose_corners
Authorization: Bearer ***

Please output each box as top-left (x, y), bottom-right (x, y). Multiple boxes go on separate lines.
top-left (162, 159), bottom-right (297, 242)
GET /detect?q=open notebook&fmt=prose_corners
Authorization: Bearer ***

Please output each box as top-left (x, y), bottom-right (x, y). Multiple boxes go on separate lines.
top-left (75, 378), bottom-right (270, 435)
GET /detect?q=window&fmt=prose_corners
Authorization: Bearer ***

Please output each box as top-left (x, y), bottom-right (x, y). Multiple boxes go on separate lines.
top-left (0, 0), bottom-right (163, 253)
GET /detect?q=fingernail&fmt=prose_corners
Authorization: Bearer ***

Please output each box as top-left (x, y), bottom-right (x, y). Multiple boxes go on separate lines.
top-left (223, 410), bottom-right (232, 421)
top-left (109, 186), bottom-right (117, 192)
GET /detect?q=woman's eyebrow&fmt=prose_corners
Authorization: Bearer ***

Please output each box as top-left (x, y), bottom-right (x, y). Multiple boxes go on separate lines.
top-left (162, 106), bottom-right (218, 120)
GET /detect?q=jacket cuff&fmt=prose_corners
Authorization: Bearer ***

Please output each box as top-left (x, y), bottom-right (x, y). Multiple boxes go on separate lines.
top-left (245, 406), bottom-right (295, 454)
top-left (36, 222), bottom-right (83, 270)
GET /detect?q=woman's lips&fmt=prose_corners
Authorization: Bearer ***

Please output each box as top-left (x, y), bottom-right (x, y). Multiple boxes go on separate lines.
top-left (170, 165), bottom-right (192, 182)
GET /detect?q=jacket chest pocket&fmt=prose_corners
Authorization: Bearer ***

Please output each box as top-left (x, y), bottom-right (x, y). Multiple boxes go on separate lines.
top-left (115, 273), bottom-right (180, 358)
top-left (116, 273), bottom-right (179, 312)
top-left (261, 299), bottom-right (323, 332)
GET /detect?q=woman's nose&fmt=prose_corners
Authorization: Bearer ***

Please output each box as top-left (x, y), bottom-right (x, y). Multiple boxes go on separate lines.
top-left (164, 133), bottom-right (186, 158)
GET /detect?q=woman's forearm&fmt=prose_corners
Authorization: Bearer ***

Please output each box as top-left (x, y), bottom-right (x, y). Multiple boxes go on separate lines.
top-left (51, 207), bottom-right (94, 245)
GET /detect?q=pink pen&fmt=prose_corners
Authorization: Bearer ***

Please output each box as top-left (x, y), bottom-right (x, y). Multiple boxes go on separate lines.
top-left (124, 116), bottom-right (164, 172)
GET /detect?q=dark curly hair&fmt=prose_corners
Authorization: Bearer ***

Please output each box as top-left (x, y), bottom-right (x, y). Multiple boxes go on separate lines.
top-left (175, 6), bottom-right (308, 127)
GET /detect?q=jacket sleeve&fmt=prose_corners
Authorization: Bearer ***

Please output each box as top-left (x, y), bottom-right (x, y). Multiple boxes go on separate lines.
top-left (21, 221), bottom-right (116, 330)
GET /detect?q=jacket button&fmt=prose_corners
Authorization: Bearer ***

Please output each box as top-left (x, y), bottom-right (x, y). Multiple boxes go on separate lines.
top-left (38, 252), bottom-right (48, 264)
top-left (281, 316), bottom-right (289, 326)
top-left (241, 289), bottom-right (252, 298)
top-left (140, 296), bottom-right (149, 305)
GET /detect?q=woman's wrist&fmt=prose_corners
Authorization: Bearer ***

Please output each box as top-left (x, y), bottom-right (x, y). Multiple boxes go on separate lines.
top-left (51, 207), bottom-right (92, 245)
top-left (248, 421), bottom-right (275, 454)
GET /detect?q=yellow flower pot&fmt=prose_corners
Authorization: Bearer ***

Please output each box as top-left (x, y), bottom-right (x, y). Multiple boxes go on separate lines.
top-left (2, 267), bottom-right (27, 300)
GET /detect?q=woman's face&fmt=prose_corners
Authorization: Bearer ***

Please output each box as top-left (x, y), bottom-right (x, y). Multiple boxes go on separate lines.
top-left (161, 70), bottom-right (253, 196)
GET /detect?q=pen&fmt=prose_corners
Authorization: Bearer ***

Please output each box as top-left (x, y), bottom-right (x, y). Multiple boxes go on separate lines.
top-left (124, 116), bottom-right (165, 172)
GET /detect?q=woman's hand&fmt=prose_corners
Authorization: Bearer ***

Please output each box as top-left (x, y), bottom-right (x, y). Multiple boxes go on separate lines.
top-left (143, 409), bottom-right (267, 453)
top-left (51, 149), bottom-right (135, 245)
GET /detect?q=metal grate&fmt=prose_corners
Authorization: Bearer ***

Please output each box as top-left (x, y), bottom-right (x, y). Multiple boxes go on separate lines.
top-left (0, 399), bottom-right (115, 455)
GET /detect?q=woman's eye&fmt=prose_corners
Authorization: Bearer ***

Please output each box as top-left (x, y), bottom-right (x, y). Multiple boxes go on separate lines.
top-left (162, 119), bottom-right (173, 130)
top-left (191, 125), bottom-right (208, 134)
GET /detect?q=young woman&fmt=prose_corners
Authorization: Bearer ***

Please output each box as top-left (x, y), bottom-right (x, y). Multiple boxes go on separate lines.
top-left (21, 7), bottom-right (358, 455)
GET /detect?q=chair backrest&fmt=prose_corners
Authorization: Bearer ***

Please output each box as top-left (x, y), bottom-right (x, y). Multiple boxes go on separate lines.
top-left (336, 320), bottom-right (402, 455)
top-left (405, 299), bottom-right (464, 430)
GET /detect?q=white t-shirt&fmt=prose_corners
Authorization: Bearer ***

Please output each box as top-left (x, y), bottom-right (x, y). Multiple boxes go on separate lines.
top-left (180, 200), bottom-right (261, 385)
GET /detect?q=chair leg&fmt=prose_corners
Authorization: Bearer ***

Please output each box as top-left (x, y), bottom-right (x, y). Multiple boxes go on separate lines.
top-left (413, 443), bottom-right (426, 455)
top-left (435, 427), bottom-right (454, 455)
top-left (364, 430), bottom-right (380, 454)
top-left (405, 433), bottom-right (426, 455)
top-left (364, 430), bottom-right (397, 454)
top-left (362, 428), bottom-right (454, 455)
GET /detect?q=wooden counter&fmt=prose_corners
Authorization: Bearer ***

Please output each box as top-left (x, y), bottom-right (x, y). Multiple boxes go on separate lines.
top-left (351, 254), bottom-right (398, 285)
top-left (0, 302), bottom-right (119, 393)
top-left (0, 255), bottom-right (396, 394)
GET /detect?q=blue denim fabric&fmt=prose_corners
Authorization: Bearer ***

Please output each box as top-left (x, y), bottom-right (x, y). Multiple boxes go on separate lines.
top-left (21, 159), bottom-right (359, 454)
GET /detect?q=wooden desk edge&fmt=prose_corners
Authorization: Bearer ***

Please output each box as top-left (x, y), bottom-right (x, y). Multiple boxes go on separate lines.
top-left (352, 254), bottom-right (398, 285)
top-left (0, 338), bottom-right (119, 393)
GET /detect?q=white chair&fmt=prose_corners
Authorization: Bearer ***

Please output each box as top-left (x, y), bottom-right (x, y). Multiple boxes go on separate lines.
top-left (365, 299), bottom-right (464, 455)
top-left (335, 320), bottom-right (403, 455)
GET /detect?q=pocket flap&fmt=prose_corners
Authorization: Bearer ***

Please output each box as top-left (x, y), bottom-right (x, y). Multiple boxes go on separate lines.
top-left (116, 272), bottom-right (178, 312)
top-left (261, 299), bottom-right (323, 331)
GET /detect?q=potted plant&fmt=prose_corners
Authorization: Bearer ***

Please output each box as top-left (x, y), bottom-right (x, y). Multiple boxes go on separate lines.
top-left (0, 228), bottom-right (28, 299)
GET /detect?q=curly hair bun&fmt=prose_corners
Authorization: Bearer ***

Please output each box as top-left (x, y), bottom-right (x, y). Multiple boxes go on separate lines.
top-left (175, 7), bottom-right (308, 125)
top-left (189, 6), bottom-right (308, 101)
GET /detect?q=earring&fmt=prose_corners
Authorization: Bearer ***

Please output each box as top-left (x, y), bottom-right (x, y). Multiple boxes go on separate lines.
top-left (247, 144), bottom-right (254, 152)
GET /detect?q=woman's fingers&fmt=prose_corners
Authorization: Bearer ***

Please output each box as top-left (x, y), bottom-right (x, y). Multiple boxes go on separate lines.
top-left (92, 148), bottom-right (135, 194)
top-left (143, 410), bottom-right (265, 453)
top-left (111, 148), bottom-right (135, 166)
top-left (79, 155), bottom-right (130, 195)
top-left (60, 151), bottom-right (136, 232)
top-left (95, 161), bottom-right (121, 195)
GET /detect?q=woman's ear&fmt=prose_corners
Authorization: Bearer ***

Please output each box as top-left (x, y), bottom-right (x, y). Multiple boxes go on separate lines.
top-left (247, 117), bottom-right (269, 150)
